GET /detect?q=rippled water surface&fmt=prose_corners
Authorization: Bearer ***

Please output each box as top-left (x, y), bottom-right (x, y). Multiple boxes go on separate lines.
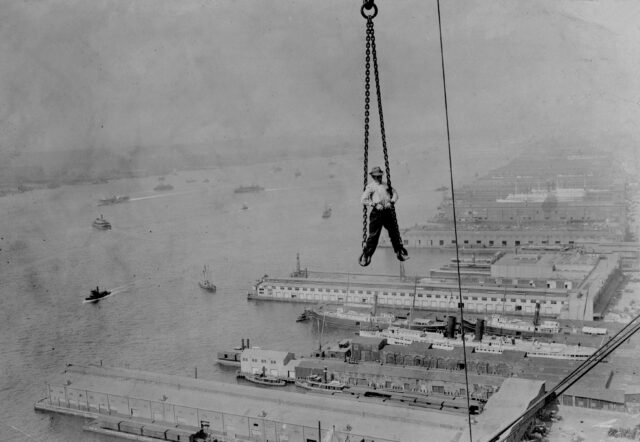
top-left (0, 156), bottom-right (455, 441)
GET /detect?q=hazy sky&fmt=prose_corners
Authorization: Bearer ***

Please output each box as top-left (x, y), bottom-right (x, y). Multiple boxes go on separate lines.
top-left (2, 0), bottom-right (640, 164)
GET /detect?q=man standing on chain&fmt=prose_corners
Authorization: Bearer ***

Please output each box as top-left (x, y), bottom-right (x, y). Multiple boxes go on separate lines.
top-left (359, 166), bottom-right (409, 266)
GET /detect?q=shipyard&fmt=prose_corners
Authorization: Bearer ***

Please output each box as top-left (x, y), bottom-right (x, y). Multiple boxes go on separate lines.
top-left (2, 1), bottom-right (640, 442)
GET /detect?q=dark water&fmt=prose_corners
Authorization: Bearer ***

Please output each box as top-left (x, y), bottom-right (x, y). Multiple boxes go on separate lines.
top-left (0, 155), bottom-right (459, 441)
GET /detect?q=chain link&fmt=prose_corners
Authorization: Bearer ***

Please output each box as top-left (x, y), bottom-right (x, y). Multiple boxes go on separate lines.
top-left (365, 13), bottom-right (405, 251)
top-left (362, 19), bottom-right (372, 248)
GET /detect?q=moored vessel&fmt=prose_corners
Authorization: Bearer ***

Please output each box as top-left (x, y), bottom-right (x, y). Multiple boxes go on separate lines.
top-left (304, 305), bottom-right (395, 330)
top-left (240, 372), bottom-right (287, 387)
top-left (295, 375), bottom-right (347, 392)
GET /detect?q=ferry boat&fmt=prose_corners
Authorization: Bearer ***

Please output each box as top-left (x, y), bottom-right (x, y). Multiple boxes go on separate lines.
top-left (92, 214), bottom-right (111, 230)
top-left (233, 184), bottom-right (264, 194)
top-left (295, 375), bottom-right (347, 392)
top-left (97, 195), bottom-right (129, 206)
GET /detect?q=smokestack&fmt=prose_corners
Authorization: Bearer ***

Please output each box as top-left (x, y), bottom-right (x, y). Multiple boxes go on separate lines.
top-left (323, 367), bottom-right (328, 383)
top-left (446, 316), bottom-right (457, 339)
top-left (241, 339), bottom-right (245, 350)
top-left (247, 338), bottom-right (250, 349)
top-left (534, 303), bottom-right (540, 326)
top-left (474, 319), bottom-right (485, 342)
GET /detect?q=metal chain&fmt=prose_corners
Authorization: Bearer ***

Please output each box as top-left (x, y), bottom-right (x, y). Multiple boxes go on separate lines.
top-left (368, 13), bottom-right (405, 251)
top-left (362, 18), bottom-right (372, 248)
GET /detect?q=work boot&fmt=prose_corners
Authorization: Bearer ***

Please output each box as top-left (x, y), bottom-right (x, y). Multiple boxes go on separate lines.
top-left (359, 252), bottom-right (371, 267)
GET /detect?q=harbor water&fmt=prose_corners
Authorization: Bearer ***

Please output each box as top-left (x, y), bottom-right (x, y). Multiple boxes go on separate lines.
top-left (0, 153), bottom-right (471, 441)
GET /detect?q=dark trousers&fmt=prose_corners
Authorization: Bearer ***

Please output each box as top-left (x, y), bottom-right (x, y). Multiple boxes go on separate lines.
top-left (363, 208), bottom-right (404, 257)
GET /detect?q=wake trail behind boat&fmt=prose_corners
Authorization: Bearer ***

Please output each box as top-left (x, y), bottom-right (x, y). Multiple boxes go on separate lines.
top-left (129, 190), bottom-right (197, 202)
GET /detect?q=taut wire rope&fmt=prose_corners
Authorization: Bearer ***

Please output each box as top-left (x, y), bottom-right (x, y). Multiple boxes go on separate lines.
top-left (435, 0), bottom-right (474, 440)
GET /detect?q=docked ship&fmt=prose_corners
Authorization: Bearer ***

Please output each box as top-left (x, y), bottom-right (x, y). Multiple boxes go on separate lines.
top-left (153, 183), bottom-right (174, 191)
top-left (241, 372), bottom-right (286, 387)
top-left (92, 214), bottom-right (111, 230)
top-left (233, 184), bottom-right (264, 194)
top-left (295, 375), bottom-right (347, 392)
top-left (97, 195), bottom-right (129, 206)
top-left (304, 305), bottom-right (395, 330)
top-left (481, 314), bottom-right (560, 339)
top-left (359, 325), bottom-right (597, 360)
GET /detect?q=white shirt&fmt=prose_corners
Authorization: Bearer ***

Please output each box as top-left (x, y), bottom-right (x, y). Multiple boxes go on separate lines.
top-left (361, 180), bottom-right (398, 208)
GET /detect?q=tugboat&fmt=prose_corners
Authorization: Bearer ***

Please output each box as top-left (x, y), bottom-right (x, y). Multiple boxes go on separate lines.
top-left (199, 265), bottom-right (216, 292)
top-left (92, 214), bottom-right (111, 230)
top-left (84, 286), bottom-right (112, 303)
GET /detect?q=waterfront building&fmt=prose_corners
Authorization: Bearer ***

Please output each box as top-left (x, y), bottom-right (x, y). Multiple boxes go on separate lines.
top-left (239, 348), bottom-right (298, 380)
top-left (249, 249), bottom-right (623, 321)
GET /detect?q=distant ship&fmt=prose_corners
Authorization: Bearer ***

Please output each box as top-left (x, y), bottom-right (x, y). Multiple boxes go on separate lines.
top-left (154, 184), bottom-right (174, 191)
top-left (234, 184), bottom-right (264, 194)
top-left (98, 195), bottom-right (129, 206)
top-left (92, 215), bottom-right (111, 230)
top-left (322, 205), bottom-right (332, 219)
top-left (435, 186), bottom-right (449, 191)
top-left (198, 265), bottom-right (216, 293)
top-left (84, 286), bottom-right (112, 303)
top-left (241, 203), bottom-right (249, 210)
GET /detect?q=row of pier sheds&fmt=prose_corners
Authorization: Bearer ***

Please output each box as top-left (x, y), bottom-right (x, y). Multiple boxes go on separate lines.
top-left (302, 335), bottom-right (628, 407)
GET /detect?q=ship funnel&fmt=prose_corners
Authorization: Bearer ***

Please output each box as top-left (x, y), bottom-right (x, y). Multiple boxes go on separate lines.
top-left (241, 339), bottom-right (245, 350)
top-left (446, 316), bottom-right (457, 339)
top-left (474, 319), bottom-right (485, 342)
top-left (534, 303), bottom-right (540, 326)
top-left (247, 338), bottom-right (250, 349)
top-left (323, 367), bottom-right (328, 383)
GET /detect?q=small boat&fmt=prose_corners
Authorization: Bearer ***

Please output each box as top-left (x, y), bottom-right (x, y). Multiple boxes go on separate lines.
top-left (435, 186), bottom-right (449, 191)
top-left (295, 375), bottom-right (346, 393)
top-left (322, 205), bottom-right (332, 219)
top-left (296, 311), bottom-right (309, 322)
top-left (242, 373), bottom-right (286, 387)
top-left (198, 265), bottom-right (216, 292)
top-left (84, 286), bottom-right (112, 303)
top-left (154, 183), bottom-right (174, 191)
top-left (241, 203), bottom-right (249, 210)
top-left (233, 184), bottom-right (264, 193)
top-left (98, 195), bottom-right (129, 206)
top-left (92, 214), bottom-right (111, 230)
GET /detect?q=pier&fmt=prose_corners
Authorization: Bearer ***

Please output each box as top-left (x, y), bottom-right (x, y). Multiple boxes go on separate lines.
top-left (35, 364), bottom-right (473, 441)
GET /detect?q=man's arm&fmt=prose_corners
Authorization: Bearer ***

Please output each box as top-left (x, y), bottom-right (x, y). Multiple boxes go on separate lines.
top-left (361, 184), bottom-right (374, 207)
